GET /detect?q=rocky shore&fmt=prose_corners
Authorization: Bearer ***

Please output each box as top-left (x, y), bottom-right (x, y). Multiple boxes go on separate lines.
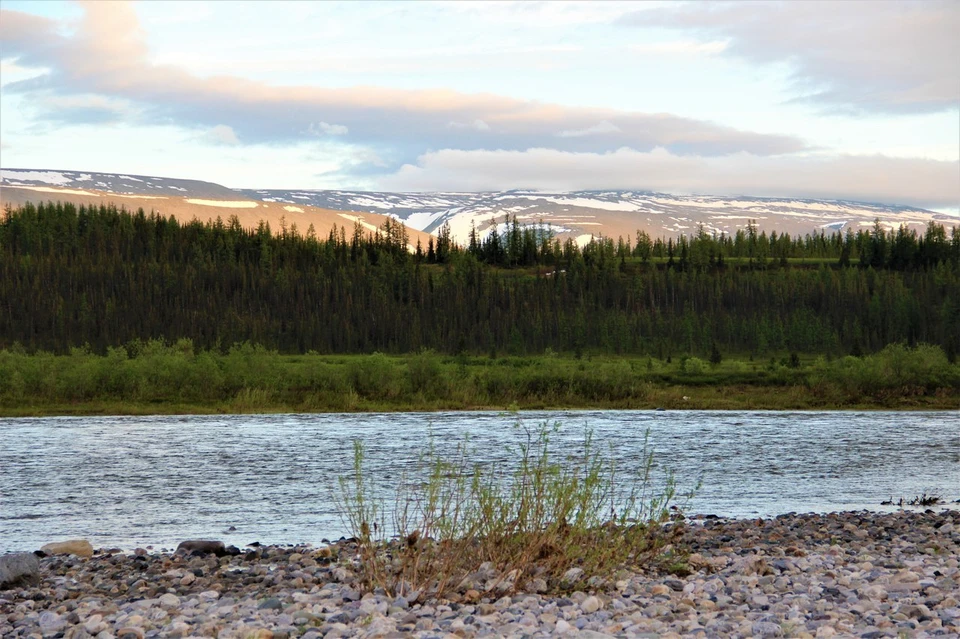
top-left (2, 509), bottom-right (958, 638)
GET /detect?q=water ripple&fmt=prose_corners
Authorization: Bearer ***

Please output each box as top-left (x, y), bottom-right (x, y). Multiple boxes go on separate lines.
top-left (0, 410), bottom-right (957, 552)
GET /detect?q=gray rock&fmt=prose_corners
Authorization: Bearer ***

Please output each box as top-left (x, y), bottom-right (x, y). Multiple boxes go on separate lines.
top-left (326, 612), bottom-right (350, 624)
top-left (664, 578), bottom-right (685, 591)
top-left (38, 611), bottom-right (66, 633)
top-left (175, 540), bottom-right (225, 556)
top-left (0, 552), bottom-right (40, 588)
top-left (561, 567), bottom-right (584, 585)
top-left (258, 597), bottom-right (283, 610)
top-left (752, 620), bottom-right (784, 636)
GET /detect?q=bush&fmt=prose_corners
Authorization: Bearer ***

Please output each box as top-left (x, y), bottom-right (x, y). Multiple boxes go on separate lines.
top-left (680, 357), bottom-right (707, 375)
top-left (407, 349), bottom-right (445, 396)
top-left (335, 423), bottom-right (692, 599)
top-left (349, 352), bottom-right (402, 399)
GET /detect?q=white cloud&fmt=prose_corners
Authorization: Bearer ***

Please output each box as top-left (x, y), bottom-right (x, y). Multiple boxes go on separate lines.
top-left (307, 121), bottom-right (349, 136)
top-left (557, 121), bottom-right (621, 138)
top-left (620, 1), bottom-right (960, 114)
top-left (447, 119), bottom-right (491, 131)
top-left (627, 40), bottom-right (728, 55)
top-left (379, 147), bottom-right (960, 210)
top-left (0, 59), bottom-right (48, 87)
top-left (200, 124), bottom-right (240, 145)
top-left (440, 1), bottom-right (641, 28)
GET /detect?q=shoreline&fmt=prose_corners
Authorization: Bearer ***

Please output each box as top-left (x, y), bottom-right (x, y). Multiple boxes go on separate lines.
top-left (3, 510), bottom-right (958, 638)
top-left (4, 504), bottom-right (958, 557)
top-left (3, 393), bottom-right (959, 418)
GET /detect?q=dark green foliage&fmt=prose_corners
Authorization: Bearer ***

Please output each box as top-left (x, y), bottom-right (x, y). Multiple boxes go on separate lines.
top-left (1, 202), bottom-right (958, 359)
top-left (710, 343), bottom-right (722, 366)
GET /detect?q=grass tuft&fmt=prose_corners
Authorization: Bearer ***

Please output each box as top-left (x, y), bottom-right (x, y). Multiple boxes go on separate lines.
top-left (334, 422), bottom-right (694, 599)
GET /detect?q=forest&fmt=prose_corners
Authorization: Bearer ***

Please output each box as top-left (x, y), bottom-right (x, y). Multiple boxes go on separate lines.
top-left (2, 201), bottom-right (958, 414)
top-left (1, 201), bottom-right (958, 359)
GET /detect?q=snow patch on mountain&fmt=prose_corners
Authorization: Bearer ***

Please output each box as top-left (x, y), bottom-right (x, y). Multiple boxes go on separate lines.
top-left (185, 199), bottom-right (259, 208)
top-left (524, 195), bottom-right (642, 212)
top-left (9, 185), bottom-right (99, 196)
top-left (1, 170), bottom-right (76, 186)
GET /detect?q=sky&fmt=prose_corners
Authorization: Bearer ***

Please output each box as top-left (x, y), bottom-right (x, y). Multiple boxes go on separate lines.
top-left (0, 0), bottom-right (958, 211)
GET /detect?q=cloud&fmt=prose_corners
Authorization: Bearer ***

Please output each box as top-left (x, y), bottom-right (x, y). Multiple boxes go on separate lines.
top-left (619, 1), bottom-right (960, 114)
top-left (307, 121), bottom-right (349, 136)
top-left (0, 2), bottom-right (805, 162)
top-left (448, 119), bottom-right (491, 131)
top-left (379, 147), bottom-right (960, 210)
top-left (440, 1), bottom-right (640, 28)
top-left (627, 40), bottom-right (728, 56)
top-left (558, 121), bottom-right (621, 138)
top-left (200, 124), bottom-right (240, 145)
top-left (29, 94), bottom-right (132, 125)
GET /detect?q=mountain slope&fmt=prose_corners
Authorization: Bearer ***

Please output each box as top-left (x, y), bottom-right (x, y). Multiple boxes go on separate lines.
top-left (238, 188), bottom-right (953, 246)
top-left (3, 169), bottom-right (954, 247)
top-left (0, 169), bottom-right (433, 248)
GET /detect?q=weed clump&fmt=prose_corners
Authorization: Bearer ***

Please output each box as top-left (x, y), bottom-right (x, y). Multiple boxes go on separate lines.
top-left (335, 423), bottom-right (693, 600)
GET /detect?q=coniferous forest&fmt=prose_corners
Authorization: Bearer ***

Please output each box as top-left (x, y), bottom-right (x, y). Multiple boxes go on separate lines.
top-left (2, 201), bottom-right (959, 413)
top-left (1, 201), bottom-right (959, 358)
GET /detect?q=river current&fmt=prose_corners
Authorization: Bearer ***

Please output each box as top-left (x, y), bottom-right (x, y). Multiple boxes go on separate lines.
top-left (1, 410), bottom-right (957, 552)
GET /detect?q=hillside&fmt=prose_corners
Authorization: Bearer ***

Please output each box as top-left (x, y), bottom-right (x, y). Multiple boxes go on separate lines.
top-left (2, 168), bottom-right (955, 246)
top-left (0, 170), bottom-right (432, 249)
top-left (238, 190), bottom-right (954, 245)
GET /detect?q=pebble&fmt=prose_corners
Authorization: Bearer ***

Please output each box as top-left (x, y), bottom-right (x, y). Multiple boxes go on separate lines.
top-left (1, 510), bottom-right (958, 638)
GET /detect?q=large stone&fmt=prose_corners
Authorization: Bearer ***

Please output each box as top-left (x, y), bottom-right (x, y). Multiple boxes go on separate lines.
top-left (176, 540), bottom-right (225, 556)
top-left (159, 593), bottom-right (181, 607)
top-left (38, 611), bottom-right (66, 633)
top-left (0, 552), bottom-right (40, 588)
top-left (581, 596), bottom-right (602, 614)
top-left (40, 539), bottom-right (94, 557)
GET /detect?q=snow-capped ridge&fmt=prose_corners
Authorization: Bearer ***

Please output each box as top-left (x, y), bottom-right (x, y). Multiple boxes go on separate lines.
top-left (2, 168), bottom-right (953, 243)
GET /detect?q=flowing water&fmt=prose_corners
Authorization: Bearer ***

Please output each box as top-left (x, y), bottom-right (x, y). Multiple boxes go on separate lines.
top-left (1, 410), bottom-right (957, 552)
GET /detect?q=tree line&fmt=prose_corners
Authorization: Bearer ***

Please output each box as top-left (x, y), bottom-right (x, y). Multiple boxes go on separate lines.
top-left (445, 215), bottom-right (960, 271)
top-left (1, 201), bottom-right (958, 358)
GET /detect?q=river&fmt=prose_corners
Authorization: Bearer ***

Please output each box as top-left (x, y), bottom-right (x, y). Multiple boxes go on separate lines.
top-left (1, 410), bottom-right (957, 552)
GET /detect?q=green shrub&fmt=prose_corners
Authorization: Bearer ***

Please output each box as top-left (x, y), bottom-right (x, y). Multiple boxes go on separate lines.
top-left (349, 352), bottom-right (402, 399)
top-left (336, 423), bottom-right (692, 599)
top-left (407, 349), bottom-right (445, 396)
top-left (681, 357), bottom-right (707, 375)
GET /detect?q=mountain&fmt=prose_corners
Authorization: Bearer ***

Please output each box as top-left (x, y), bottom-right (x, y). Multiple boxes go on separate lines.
top-left (3, 169), bottom-right (954, 246)
top-left (238, 188), bottom-right (953, 246)
top-left (0, 169), bottom-right (433, 249)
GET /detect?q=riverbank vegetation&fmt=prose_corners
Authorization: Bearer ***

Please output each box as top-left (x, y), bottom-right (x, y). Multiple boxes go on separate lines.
top-left (1, 342), bottom-right (957, 416)
top-left (1, 201), bottom-right (958, 414)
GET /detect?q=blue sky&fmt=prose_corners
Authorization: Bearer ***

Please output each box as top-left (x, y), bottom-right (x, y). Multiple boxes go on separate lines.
top-left (0, 0), bottom-right (957, 211)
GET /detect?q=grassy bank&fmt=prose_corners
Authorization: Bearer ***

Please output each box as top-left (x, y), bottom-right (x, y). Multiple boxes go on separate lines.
top-left (1, 341), bottom-right (957, 416)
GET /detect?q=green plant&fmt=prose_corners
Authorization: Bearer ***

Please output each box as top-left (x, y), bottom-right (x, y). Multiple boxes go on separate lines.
top-left (407, 349), bottom-right (444, 396)
top-left (666, 561), bottom-right (692, 577)
top-left (335, 422), bottom-right (694, 600)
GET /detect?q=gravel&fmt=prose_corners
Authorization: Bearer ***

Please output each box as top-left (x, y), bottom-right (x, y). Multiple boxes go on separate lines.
top-left (2, 509), bottom-right (958, 638)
